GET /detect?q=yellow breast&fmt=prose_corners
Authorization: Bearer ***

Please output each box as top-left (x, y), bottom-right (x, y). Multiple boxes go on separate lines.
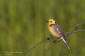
top-left (48, 25), bottom-right (63, 39)
top-left (48, 26), bottom-right (58, 38)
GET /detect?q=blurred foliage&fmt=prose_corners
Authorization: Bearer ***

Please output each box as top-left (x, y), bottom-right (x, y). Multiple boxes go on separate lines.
top-left (0, 0), bottom-right (85, 56)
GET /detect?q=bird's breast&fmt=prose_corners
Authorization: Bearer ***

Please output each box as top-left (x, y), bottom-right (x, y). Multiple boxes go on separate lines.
top-left (48, 26), bottom-right (61, 38)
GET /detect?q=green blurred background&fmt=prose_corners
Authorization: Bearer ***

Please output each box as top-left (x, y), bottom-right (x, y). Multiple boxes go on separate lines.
top-left (0, 0), bottom-right (85, 56)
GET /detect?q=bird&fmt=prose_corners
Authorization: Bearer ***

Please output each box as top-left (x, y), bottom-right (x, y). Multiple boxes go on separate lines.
top-left (48, 18), bottom-right (70, 50)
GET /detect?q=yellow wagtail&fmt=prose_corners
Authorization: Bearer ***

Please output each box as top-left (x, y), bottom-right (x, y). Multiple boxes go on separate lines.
top-left (48, 18), bottom-right (70, 50)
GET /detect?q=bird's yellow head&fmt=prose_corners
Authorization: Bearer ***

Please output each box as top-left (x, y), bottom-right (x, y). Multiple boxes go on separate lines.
top-left (48, 19), bottom-right (56, 26)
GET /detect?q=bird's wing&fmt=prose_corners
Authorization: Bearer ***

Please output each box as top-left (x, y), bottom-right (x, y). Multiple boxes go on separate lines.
top-left (52, 24), bottom-right (65, 37)
top-left (56, 24), bottom-right (64, 34)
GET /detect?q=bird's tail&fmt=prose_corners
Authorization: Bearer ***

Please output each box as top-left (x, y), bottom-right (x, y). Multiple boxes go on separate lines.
top-left (61, 37), bottom-right (70, 50)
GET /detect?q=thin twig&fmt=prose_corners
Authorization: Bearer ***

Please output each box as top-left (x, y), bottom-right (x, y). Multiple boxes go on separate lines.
top-left (46, 43), bottom-right (56, 50)
top-left (25, 40), bottom-right (51, 56)
top-left (66, 22), bottom-right (85, 37)
top-left (67, 29), bottom-right (85, 34)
